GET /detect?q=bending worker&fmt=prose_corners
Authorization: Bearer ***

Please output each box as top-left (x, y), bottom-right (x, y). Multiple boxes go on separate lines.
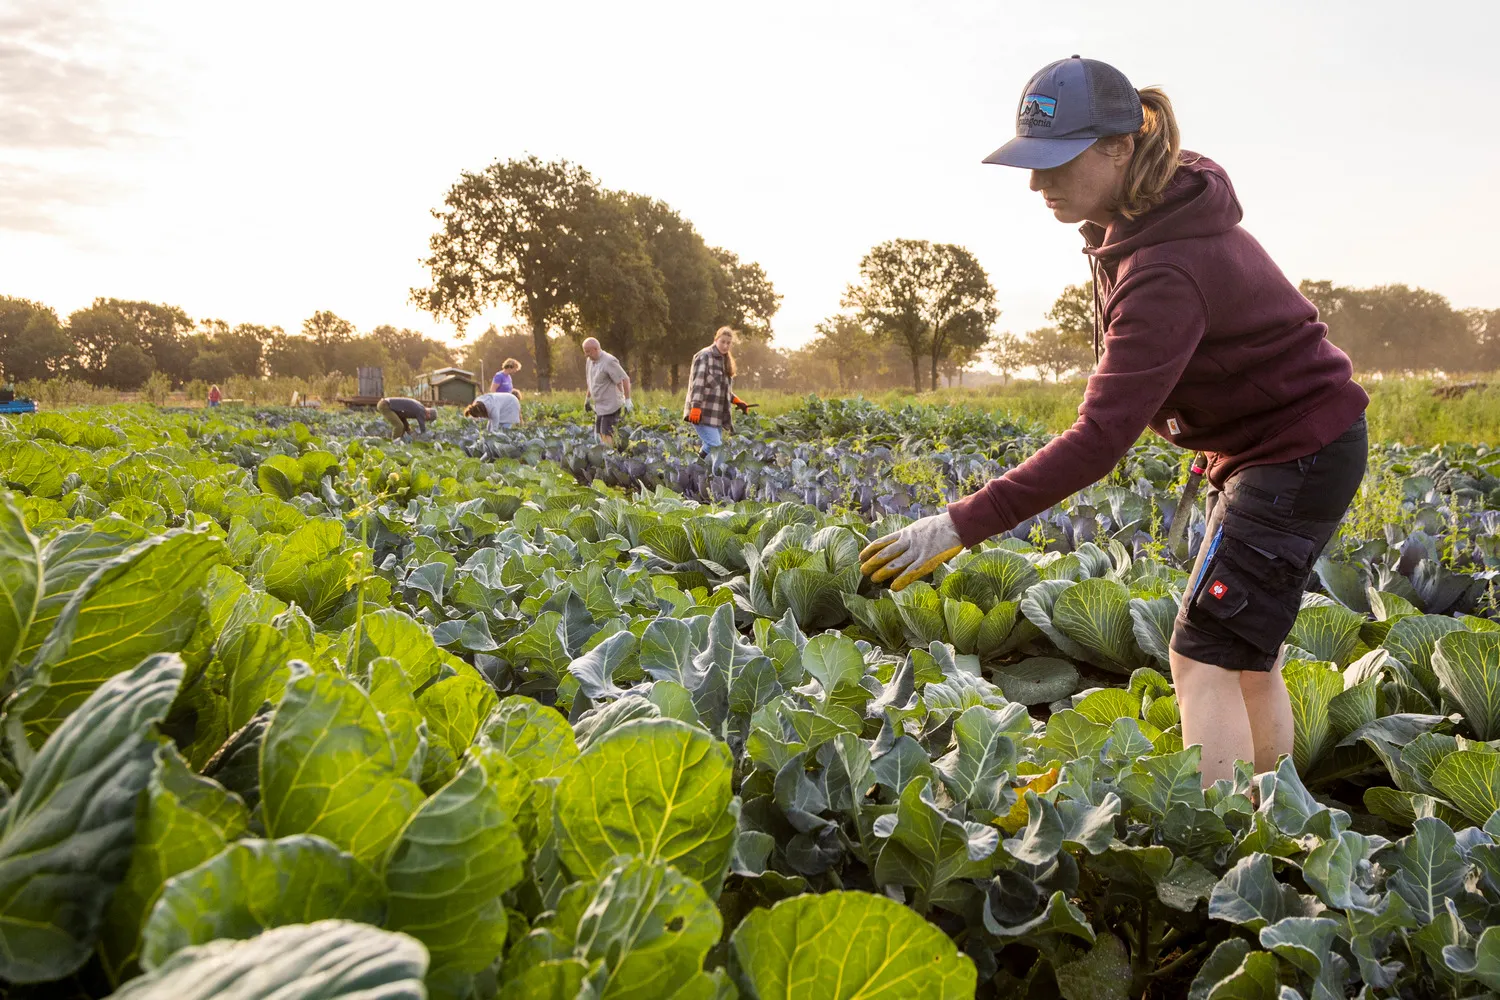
top-left (464, 389), bottom-right (522, 430)
top-left (860, 56), bottom-right (1368, 788)
top-left (376, 396), bottom-right (437, 440)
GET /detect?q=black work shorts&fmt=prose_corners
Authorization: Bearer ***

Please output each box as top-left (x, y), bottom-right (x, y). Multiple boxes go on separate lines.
top-left (1171, 415), bottom-right (1368, 672)
top-left (594, 410), bottom-right (622, 437)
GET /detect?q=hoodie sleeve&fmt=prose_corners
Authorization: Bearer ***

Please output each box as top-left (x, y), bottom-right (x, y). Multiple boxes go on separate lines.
top-left (946, 264), bottom-right (1208, 547)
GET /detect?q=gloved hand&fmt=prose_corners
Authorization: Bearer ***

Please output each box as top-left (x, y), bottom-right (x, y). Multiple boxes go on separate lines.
top-left (686, 407), bottom-right (702, 424)
top-left (732, 395), bottom-right (757, 415)
top-left (584, 399), bottom-right (593, 413)
top-left (859, 512), bottom-right (965, 591)
top-left (623, 398), bottom-right (634, 412)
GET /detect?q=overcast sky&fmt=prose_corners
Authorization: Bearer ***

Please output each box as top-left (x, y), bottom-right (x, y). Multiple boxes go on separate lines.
top-left (2, 0), bottom-right (1495, 354)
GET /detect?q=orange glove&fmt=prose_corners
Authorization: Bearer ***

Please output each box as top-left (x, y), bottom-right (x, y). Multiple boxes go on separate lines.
top-left (732, 395), bottom-right (757, 415)
top-left (687, 407), bottom-right (702, 424)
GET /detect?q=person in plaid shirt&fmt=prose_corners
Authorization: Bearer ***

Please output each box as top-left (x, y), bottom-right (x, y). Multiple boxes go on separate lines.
top-left (683, 326), bottom-right (755, 468)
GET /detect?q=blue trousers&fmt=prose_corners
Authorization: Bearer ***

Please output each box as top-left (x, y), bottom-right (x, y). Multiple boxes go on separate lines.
top-left (694, 424), bottom-right (722, 467)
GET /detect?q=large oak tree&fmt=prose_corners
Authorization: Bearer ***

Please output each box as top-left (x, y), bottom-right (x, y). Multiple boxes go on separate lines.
top-left (413, 156), bottom-right (607, 392)
top-left (843, 239), bottom-right (998, 392)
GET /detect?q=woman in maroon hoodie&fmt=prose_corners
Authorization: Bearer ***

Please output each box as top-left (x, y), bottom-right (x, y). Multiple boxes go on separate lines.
top-left (861, 56), bottom-right (1368, 787)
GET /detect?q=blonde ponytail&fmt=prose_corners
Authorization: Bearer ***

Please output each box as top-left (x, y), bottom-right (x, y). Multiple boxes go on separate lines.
top-left (1112, 87), bottom-right (1187, 220)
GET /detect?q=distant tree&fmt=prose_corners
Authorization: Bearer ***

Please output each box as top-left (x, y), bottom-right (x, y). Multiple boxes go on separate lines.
top-left (418, 350), bottom-right (453, 373)
top-left (104, 342), bottom-right (155, 389)
top-left (940, 337), bottom-right (989, 387)
top-left (1301, 280), bottom-right (1469, 373)
top-left (414, 156), bottom-right (609, 392)
top-left (570, 193), bottom-right (671, 383)
top-left (220, 323), bottom-right (274, 377)
top-left (730, 338), bottom-right (793, 390)
top-left (301, 311), bottom-right (356, 370)
top-left (1018, 326), bottom-right (1092, 381)
top-left (1468, 308), bottom-right (1500, 372)
top-left (371, 325), bottom-right (449, 372)
top-left (710, 247), bottom-right (781, 343)
top-left (988, 333), bottom-right (1025, 384)
top-left (193, 319), bottom-right (267, 379)
top-left (809, 314), bottom-right (876, 391)
top-left (67, 299), bottom-right (193, 383)
top-left (264, 331), bottom-right (322, 380)
top-left (1047, 282), bottom-right (1095, 348)
top-left (189, 350), bottom-right (235, 383)
top-left (843, 238), bottom-right (998, 392)
top-left (0, 297), bottom-right (72, 382)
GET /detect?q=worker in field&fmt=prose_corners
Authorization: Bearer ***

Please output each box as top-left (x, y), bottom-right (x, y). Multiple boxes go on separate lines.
top-left (683, 325), bottom-right (757, 470)
top-left (207, 384), bottom-right (222, 407)
top-left (464, 389), bottom-right (523, 430)
top-left (490, 357), bottom-right (522, 394)
top-left (860, 57), bottom-right (1367, 789)
top-left (376, 396), bottom-right (437, 440)
top-left (582, 337), bottom-right (632, 447)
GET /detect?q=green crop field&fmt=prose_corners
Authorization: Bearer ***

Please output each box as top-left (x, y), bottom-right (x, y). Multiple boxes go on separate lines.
top-left (2, 397), bottom-right (1498, 1000)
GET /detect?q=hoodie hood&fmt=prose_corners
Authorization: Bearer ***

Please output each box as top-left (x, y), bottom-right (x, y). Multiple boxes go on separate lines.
top-left (1081, 152), bottom-right (1244, 260)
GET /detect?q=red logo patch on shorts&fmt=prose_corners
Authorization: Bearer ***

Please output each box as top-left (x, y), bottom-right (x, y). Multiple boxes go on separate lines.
top-left (1209, 580), bottom-right (1228, 599)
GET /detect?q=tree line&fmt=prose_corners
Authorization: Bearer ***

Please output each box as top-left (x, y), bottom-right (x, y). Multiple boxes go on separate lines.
top-left (4, 158), bottom-right (1494, 396)
top-left (412, 156), bottom-right (780, 393)
top-left (0, 297), bottom-right (458, 392)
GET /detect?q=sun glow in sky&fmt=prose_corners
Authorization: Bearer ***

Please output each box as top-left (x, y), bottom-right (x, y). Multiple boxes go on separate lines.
top-left (2, 0), bottom-right (1495, 354)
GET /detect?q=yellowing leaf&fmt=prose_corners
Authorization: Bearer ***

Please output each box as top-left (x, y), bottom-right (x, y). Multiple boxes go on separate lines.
top-left (995, 767), bottom-right (1059, 834)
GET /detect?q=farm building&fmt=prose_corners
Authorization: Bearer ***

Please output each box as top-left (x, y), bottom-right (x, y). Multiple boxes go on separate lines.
top-left (413, 367), bottom-right (480, 406)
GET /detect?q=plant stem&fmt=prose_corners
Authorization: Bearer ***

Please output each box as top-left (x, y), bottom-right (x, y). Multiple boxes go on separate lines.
top-left (1149, 940), bottom-right (1212, 980)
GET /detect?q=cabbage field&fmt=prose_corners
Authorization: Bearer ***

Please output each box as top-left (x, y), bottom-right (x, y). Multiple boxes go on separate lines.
top-left (1, 398), bottom-right (1499, 1000)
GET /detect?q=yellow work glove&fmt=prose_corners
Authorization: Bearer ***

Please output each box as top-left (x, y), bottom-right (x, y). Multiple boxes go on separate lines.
top-left (859, 512), bottom-right (965, 592)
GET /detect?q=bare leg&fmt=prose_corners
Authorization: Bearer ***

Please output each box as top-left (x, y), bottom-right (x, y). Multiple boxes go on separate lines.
top-left (1171, 649), bottom-right (1255, 787)
top-left (1239, 654), bottom-right (1294, 773)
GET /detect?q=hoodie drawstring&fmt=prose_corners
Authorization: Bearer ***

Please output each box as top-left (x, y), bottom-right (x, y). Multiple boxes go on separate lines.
top-left (1089, 256), bottom-right (1104, 361)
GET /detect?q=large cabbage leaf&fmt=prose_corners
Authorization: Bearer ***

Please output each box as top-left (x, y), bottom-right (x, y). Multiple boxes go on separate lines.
top-left (555, 718), bottom-right (737, 892)
top-left (260, 665), bottom-right (424, 865)
top-left (729, 890), bottom-right (976, 999)
top-left (138, 835), bottom-right (387, 969)
top-left (0, 653), bottom-right (183, 983)
top-left (384, 744), bottom-right (527, 998)
top-left (110, 920), bottom-right (427, 1000)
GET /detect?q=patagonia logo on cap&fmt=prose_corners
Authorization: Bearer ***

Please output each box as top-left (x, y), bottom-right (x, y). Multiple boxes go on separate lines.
top-left (1166, 417), bottom-right (1181, 436)
top-left (1209, 580), bottom-right (1228, 600)
top-left (1018, 93), bottom-right (1056, 128)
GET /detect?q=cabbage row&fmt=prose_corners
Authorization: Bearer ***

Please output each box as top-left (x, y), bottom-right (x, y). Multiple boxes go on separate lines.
top-left (0, 402), bottom-right (1498, 1000)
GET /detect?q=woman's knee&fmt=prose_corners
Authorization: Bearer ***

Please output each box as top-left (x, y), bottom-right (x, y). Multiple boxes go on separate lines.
top-left (1170, 650), bottom-right (1243, 698)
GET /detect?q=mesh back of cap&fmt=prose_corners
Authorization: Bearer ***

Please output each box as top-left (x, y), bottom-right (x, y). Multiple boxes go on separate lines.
top-left (1084, 61), bottom-right (1144, 136)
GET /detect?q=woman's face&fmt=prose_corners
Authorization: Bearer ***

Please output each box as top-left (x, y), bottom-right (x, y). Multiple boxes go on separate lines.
top-left (714, 332), bottom-right (733, 354)
top-left (1029, 140), bottom-right (1131, 226)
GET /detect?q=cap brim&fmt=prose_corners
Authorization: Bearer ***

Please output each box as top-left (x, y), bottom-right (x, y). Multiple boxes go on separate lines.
top-left (982, 135), bottom-right (1098, 169)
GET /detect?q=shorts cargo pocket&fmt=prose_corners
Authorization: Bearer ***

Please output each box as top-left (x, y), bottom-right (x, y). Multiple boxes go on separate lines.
top-left (1187, 508), bottom-right (1315, 655)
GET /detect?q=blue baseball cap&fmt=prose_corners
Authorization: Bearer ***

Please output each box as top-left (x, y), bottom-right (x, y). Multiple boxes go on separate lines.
top-left (984, 56), bottom-right (1145, 170)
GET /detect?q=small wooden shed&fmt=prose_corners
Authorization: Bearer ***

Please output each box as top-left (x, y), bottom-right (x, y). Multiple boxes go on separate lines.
top-left (414, 367), bottom-right (479, 406)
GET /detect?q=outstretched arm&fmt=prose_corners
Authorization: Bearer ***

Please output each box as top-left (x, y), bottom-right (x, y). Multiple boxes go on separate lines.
top-left (946, 265), bottom-right (1207, 546)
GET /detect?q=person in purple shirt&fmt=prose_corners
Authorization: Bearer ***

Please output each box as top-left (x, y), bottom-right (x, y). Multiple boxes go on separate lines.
top-left (861, 57), bottom-right (1367, 788)
top-left (490, 358), bottom-right (521, 394)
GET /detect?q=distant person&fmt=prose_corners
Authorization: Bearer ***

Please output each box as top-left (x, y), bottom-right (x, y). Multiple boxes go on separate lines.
top-left (376, 396), bottom-right (436, 440)
top-left (207, 384), bottom-right (222, 407)
top-left (464, 390), bottom-right (522, 430)
top-left (683, 325), bottom-right (756, 469)
top-left (491, 358), bottom-right (522, 394)
top-left (857, 57), bottom-right (1368, 790)
top-left (582, 337), bottom-right (632, 446)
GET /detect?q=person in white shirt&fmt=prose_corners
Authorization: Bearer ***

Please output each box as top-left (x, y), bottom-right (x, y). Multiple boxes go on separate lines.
top-left (463, 390), bottom-right (522, 431)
